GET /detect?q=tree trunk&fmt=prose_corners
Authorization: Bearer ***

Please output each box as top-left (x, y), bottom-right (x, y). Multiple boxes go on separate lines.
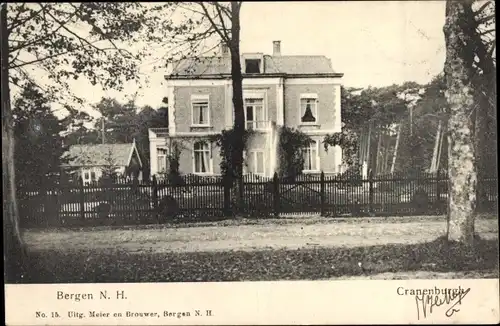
top-left (443, 0), bottom-right (477, 245)
top-left (2, 3), bottom-right (28, 282)
top-left (229, 2), bottom-right (245, 216)
top-left (464, 8), bottom-right (498, 210)
top-left (390, 124), bottom-right (401, 173)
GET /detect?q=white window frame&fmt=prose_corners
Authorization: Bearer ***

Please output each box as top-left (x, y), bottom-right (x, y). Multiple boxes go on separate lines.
top-left (243, 92), bottom-right (266, 130)
top-left (82, 169), bottom-right (91, 185)
top-left (302, 140), bottom-right (320, 172)
top-left (193, 141), bottom-right (213, 175)
top-left (244, 149), bottom-right (265, 176)
top-left (191, 94), bottom-right (211, 127)
top-left (157, 147), bottom-right (169, 174)
top-left (299, 93), bottom-right (319, 125)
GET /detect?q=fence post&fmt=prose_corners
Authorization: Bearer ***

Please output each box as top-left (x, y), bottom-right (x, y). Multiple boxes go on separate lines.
top-left (368, 170), bottom-right (374, 215)
top-left (132, 176), bottom-right (138, 221)
top-left (223, 175), bottom-right (231, 217)
top-left (79, 176), bottom-right (85, 222)
top-left (320, 171), bottom-right (325, 216)
top-left (436, 169), bottom-right (441, 201)
top-left (273, 172), bottom-right (280, 217)
top-left (40, 180), bottom-right (48, 227)
top-left (152, 176), bottom-right (159, 221)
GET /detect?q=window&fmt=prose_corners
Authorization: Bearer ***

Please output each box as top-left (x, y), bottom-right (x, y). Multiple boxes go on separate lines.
top-left (82, 170), bottom-right (91, 185)
top-left (246, 150), bottom-right (265, 175)
top-left (193, 141), bottom-right (211, 174)
top-left (244, 98), bottom-right (265, 130)
top-left (157, 148), bottom-right (168, 173)
top-left (191, 96), bottom-right (210, 126)
top-left (90, 171), bottom-right (96, 182)
top-left (300, 95), bottom-right (318, 124)
top-left (303, 141), bottom-right (319, 171)
top-left (245, 59), bottom-right (261, 73)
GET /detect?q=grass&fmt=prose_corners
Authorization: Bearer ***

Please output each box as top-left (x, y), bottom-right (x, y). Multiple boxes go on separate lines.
top-left (17, 236), bottom-right (499, 283)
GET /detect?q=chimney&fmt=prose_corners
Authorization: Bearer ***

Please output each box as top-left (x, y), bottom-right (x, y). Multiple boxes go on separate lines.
top-left (273, 41), bottom-right (281, 56)
top-left (220, 43), bottom-right (229, 57)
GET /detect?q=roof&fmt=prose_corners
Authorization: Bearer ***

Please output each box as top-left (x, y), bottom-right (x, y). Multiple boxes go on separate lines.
top-left (62, 143), bottom-right (142, 167)
top-left (170, 55), bottom-right (340, 77)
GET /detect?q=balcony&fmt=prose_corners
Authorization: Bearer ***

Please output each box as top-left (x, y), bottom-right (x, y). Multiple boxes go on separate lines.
top-left (245, 120), bottom-right (273, 131)
top-left (148, 128), bottom-right (169, 139)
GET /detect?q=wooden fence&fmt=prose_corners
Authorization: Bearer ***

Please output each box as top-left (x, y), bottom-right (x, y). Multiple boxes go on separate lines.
top-left (18, 171), bottom-right (498, 228)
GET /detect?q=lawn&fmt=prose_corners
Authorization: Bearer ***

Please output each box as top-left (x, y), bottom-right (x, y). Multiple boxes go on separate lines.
top-left (18, 237), bottom-right (499, 283)
top-left (14, 215), bottom-right (499, 283)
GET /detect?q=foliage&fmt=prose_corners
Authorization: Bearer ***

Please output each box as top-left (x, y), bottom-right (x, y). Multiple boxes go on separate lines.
top-left (277, 127), bottom-right (312, 179)
top-left (7, 3), bottom-right (173, 102)
top-left (166, 141), bottom-right (183, 185)
top-left (100, 147), bottom-right (118, 181)
top-left (332, 84), bottom-right (424, 168)
top-left (396, 74), bottom-right (448, 173)
top-left (323, 131), bottom-right (358, 166)
top-left (12, 82), bottom-right (71, 188)
top-left (19, 236), bottom-right (498, 283)
top-left (342, 83), bottom-right (423, 132)
top-left (210, 128), bottom-right (254, 181)
top-left (65, 97), bottom-right (169, 179)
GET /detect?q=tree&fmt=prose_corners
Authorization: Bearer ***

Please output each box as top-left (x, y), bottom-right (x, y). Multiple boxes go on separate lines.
top-left (324, 83), bottom-right (423, 172)
top-left (12, 82), bottom-right (71, 188)
top-left (2, 2), bottom-right (168, 282)
top-left (2, 3), bottom-right (26, 282)
top-left (100, 147), bottom-right (118, 183)
top-left (443, 0), bottom-right (478, 244)
top-left (469, 0), bottom-right (497, 209)
top-left (397, 75), bottom-right (448, 174)
top-left (163, 2), bottom-right (246, 213)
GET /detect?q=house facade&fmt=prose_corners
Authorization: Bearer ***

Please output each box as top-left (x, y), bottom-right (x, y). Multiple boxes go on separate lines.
top-left (149, 41), bottom-right (343, 177)
top-left (62, 141), bottom-right (143, 185)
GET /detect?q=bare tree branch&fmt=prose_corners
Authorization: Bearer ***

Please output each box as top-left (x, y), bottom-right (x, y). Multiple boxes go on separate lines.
top-left (9, 41), bottom-right (119, 69)
top-left (473, 1), bottom-right (493, 17)
top-left (213, 2), bottom-right (230, 41)
top-left (478, 28), bottom-right (495, 36)
top-left (198, 2), bottom-right (230, 44)
top-left (476, 13), bottom-right (495, 25)
top-left (211, 2), bottom-right (231, 18)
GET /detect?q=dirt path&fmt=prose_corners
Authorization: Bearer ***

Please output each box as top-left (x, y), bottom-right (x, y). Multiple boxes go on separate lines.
top-left (23, 217), bottom-right (498, 253)
top-left (331, 270), bottom-right (499, 280)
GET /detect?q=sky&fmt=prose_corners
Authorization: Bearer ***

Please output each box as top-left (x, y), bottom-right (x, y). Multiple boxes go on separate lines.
top-left (36, 1), bottom-right (447, 119)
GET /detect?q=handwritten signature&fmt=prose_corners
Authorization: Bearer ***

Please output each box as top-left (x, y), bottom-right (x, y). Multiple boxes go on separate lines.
top-left (415, 287), bottom-right (471, 320)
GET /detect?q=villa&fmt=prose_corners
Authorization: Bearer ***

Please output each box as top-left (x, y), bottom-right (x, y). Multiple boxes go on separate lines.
top-left (149, 40), bottom-right (344, 177)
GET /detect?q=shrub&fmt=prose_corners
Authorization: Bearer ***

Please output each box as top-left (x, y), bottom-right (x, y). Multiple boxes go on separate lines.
top-left (412, 187), bottom-right (430, 214)
top-left (157, 195), bottom-right (180, 222)
top-left (167, 141), bottom-right (183, 186)
top-left (95, 202), bottom-right (112, 218)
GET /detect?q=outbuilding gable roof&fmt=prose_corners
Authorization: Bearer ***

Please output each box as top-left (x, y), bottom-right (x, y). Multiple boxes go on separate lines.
top-left (62, 143), bottom-right (142, 168)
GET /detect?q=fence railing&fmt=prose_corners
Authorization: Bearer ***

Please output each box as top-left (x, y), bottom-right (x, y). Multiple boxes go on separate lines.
top-left (17, 171), bottom-right (498, 228)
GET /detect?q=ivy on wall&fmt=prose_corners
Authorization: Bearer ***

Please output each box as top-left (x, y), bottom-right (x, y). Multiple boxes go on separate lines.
top-left (277, 127), bottom-right (312, 179)
top-left (166, 140), bottom-right (183, 184)
top-left (210, 129), bottom-right (254, 181)
top-left (323, 130), bottom-right (358, 167)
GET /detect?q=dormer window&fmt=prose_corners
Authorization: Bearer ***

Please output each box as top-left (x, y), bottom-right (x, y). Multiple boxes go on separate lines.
top-left (245, 59), bottom-right (261, 73)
